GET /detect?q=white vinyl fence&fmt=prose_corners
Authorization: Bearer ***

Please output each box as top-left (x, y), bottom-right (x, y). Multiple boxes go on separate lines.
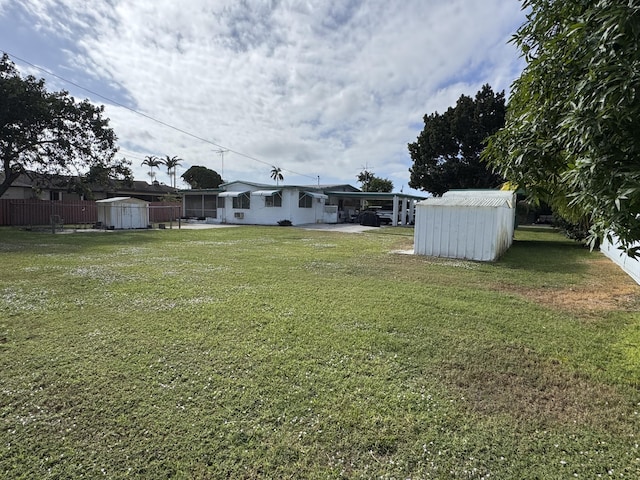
top-left (600, 234), bottom-right (640, 285)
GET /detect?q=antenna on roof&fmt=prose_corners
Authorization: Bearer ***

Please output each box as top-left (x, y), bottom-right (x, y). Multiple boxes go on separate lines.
top-left (214, 149), bottom-right (229, 178)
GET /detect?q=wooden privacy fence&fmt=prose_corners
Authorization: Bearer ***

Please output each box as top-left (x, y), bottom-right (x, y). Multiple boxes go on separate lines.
top-left (0, 199), bottom-right (181, 227)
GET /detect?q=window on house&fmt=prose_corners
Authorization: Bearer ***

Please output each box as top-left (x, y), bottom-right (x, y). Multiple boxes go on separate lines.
top-left (232, 192), bottom-right (251, 209)
top-left (217, 196), bottom-right (225, 208)
top-left (265, 192), bottom-right (282, 207)
top-left (298, 192), bottom-right (312, 208)
top-left (50, 191), bottom-right (62, 201)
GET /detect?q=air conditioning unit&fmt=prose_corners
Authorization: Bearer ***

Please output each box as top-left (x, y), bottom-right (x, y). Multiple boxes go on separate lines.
top-left (234, 212), bottom-right (244, 219)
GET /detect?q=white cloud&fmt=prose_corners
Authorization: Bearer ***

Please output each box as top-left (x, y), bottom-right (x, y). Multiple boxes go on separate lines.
top-left (1, 0), bottom-right (526, 192)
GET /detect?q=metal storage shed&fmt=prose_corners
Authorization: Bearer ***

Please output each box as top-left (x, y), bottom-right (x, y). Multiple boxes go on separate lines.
top-left (414, 192), bottom-right (516, 261)
top-left (96, 197), bottom-right (149, 230)
top-left (443, 189), bottom-right (517, 239)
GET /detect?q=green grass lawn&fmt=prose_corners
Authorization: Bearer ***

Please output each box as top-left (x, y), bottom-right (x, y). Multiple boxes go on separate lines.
top-left (1, 225), bottom-right (639, 479)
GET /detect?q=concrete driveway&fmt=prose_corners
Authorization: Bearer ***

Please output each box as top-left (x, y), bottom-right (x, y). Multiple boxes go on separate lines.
top-left (295, 223), bottom-right (382, 233)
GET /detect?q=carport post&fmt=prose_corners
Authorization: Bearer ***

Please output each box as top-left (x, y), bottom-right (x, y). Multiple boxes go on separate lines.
top-left (400, 197), bottom-right (408, 225)
top-left (408, 200), bottom-right (416, 224)
top-left (392, 195), bottom-right (399, 227)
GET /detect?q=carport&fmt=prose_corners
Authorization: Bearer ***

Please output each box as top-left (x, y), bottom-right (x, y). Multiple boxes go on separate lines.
top-left (324, 191), bottom-right (426, 226)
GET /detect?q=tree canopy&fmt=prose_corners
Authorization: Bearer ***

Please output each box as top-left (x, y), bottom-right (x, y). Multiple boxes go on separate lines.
top-left (141, 155), bottom-right (162, 183)
top-left (408, 84), bottom-right (505, 196)
top-left (356, 169), bottom-right (393, 192)
top-left (163, 155), bottom-right (182, 188)
top-left (0, 53), bottom-right (130, 198)
top-left (181, 165), bottom-right (223, 189)
top-left (483, 1), bottom-right (640, 255)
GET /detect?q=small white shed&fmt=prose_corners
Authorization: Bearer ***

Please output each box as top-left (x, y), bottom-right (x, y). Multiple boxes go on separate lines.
top-left (414, 191), bottom-right (516, 261)
top-left (96, 197), bottom-right (149, 230)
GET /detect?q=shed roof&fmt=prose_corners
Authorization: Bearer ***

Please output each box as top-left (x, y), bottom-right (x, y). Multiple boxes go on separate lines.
top-left (418, 196), bottom-right (512, 208)
top-left (95, 197), bottom-right (149, 205)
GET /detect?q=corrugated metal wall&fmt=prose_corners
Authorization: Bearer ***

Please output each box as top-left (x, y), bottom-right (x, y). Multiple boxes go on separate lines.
top-left (414, 195), bottom-right (515, 261)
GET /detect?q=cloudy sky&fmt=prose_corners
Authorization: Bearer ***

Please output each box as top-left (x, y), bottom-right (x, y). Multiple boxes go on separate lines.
top-left (0, 0), bottom-right (527, 193)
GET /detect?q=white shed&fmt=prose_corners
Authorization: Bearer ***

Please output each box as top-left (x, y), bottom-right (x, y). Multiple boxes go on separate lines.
top-left (414, 192), bottom-right (516, 261)
top-left (96, 197), bottom-right (149, 230)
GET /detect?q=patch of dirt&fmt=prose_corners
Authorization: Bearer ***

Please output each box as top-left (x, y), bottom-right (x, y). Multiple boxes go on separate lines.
top-left (506, 257), bottom-right (640, 313)
top-left (441, 344), bottom-right (631, 430)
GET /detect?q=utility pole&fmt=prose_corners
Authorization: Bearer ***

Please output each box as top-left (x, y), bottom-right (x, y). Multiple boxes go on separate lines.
top-left (214, 149), bottom-right (229, 179)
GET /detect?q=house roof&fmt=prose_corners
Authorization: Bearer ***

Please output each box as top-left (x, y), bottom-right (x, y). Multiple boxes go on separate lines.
top-left (324, 191), bottom-right (427, 201)
top-left (117, 180), bottom-right (176, 195)
top-left (220, 180), bottom-right (360, 193)
top-left (179, 188), bottom-right (224, 194)
top-left (2, 171), bottom-right (177, 196)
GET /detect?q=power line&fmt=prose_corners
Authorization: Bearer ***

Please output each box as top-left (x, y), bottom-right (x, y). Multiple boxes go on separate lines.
top-left (3, 50), bottom-right (319, 182)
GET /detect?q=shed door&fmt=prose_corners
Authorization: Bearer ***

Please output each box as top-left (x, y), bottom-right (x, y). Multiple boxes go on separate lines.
top-left (121, 205), bottom-right (133, 229)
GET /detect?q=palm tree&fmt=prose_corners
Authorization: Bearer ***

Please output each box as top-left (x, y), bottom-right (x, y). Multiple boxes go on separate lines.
top-left (270, 166), bottom-right (284, 186)
top-left (163, 155), bottom-right (183, 188)
top-left (142, 155), bottom-right (162, 183)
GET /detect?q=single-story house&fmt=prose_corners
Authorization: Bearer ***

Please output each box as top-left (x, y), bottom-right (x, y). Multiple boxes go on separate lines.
top-left (180, 181), bottom-right (425, 226)
top-left (182, 181), bottom-right (356, 225)
top-left (0, 171), bottom-right (178, 202)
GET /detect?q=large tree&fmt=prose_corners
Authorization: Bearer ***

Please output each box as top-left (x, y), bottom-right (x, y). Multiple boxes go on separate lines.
top-left (181, 165), bottom-right (223, 189)
top-left (483, 1), bottom-right (640, 255)
top-left (141, 155), bottom-right (162, 183)
top-left (163, 155), bottom-right (182, 188)
top-left (356, 169), bottom-right (393, 192)
top-left (0, 53), bottom-right (130, 198)
top-left (408, 84), bottom-right (505, 196)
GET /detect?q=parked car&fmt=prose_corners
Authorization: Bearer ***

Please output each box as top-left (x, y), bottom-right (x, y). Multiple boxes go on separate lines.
top-left (360, 206), bottom-right (394, 225)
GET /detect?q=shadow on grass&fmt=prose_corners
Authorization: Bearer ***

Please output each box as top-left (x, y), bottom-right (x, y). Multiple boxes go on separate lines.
top-left (499, 227), bottom-right (591, 275)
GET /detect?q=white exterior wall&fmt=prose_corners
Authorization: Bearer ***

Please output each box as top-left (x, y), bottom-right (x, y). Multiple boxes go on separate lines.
top-left (217, 182), bottom-right (326, 225)
top-left (96, 198), bottom-right (149, 229)
top-left (414, 197), bottom-right (515, 261)
top-left (601, 235), bottom-right (640, 285)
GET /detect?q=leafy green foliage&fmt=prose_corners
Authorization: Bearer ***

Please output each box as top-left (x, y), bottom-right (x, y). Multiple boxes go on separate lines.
top-left (356, 169), bottom-right (393, 192)
top-left (163, 155), bottom-right (182, 188)
top-left (484, 1), bottom-right (640, 256)
top-left (0, 53), bottom-right (130, 198)
top-left (409, 84), bottom-right (506, 196)
top-left (141, 155), bottom-right (162, 183)
top-left (181, 165), bottom-right (223, 189)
